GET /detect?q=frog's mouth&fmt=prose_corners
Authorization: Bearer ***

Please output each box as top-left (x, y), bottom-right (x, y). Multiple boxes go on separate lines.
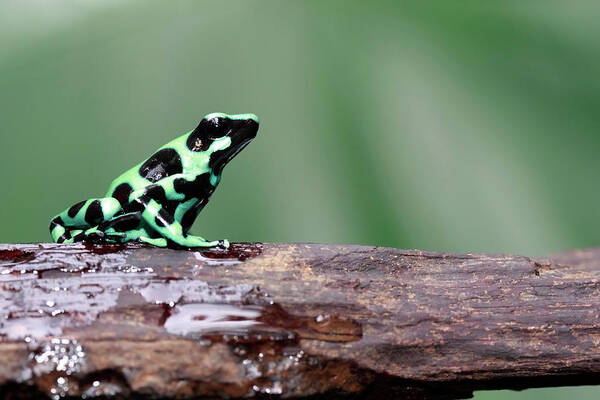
top-left (209, 119), bottom-right (259, 172)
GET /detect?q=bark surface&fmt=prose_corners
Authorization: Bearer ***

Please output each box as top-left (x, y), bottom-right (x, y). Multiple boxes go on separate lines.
top-left (0, 242), bottom-right (599, 399)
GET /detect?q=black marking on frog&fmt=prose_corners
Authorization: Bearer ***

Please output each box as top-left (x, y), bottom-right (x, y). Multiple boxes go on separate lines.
top-left (155, 207), bottom-right (175, 228)
top-left (174, 173), bottom-right (214, 200)
top-left (181, 199), bottom-right (207, 232)
top-left (112, 183), bottom-right (134, 207)
top-left (139, 148), bottom-right (183, 183)
top-left (49, 216), bottom-right (64, 232)
top-left (84, 200), bottom-right (104, 225)
top-left (68, 201), bottom-right (86, 218)
top-left (99, 212), bottom-right (142, 232)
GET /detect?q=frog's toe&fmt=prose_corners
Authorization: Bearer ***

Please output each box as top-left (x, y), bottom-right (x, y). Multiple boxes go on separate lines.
top-left (57, 236), bottom-right (75, 244)
top-left (83, 231), bottom-right (105, 243)
top-left (104, 231), bottom-right (127, 239)
top-left (217, 239), bottom-right (230, 249)
top-left (139, 236), bottom-right (168, 247)
top-left (76, 229), bottom-right (125, 244)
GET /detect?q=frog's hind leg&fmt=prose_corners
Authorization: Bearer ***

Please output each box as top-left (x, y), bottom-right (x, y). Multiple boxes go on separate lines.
top-left (97, 212), bottom-right (167, 247)
top-left (50, 198), bottom-right (122, 243)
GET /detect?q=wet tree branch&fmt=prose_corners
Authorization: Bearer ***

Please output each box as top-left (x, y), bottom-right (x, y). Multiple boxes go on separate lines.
top-left (0, 242), bottom-right (600, 399)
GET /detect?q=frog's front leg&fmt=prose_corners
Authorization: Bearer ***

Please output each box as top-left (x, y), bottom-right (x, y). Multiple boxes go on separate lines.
top-left (143, 199), bottom-right (227, 248)
top-left (50, 198), bottom-right (122, 243)
top-left (129, 193), bottom-right (227, 248)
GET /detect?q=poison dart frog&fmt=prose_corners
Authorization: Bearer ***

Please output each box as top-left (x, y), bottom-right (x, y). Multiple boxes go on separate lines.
top-left (50, 113), bottom-right (259, 249)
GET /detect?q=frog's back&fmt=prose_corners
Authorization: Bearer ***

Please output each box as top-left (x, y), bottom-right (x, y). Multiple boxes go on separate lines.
top-left (105, 133), bottom-right (190, 205)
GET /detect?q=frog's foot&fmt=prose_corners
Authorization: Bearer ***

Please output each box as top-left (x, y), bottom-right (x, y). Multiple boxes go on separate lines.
top-left (192, 237), bottom-right (229, 249)
top-left (139, 237), bottom-right (168, 247)
top-left (170, 236), bottom-right (229, 249)
top-left (72, 227), bottom-right (127, 244)
top-left (57, 230), bottom-right (83, 244)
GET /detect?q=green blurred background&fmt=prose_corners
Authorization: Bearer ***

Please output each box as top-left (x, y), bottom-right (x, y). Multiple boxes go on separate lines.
top-left (1, 1), bottom-right (600, 399)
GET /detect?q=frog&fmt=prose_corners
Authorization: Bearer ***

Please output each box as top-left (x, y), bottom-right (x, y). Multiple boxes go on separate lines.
top-left (49, 112), bottom-right (259, 249)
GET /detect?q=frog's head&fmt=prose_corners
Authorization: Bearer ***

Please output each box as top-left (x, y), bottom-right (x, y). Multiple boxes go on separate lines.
top-left (187, 112), bottom-right (259, 175)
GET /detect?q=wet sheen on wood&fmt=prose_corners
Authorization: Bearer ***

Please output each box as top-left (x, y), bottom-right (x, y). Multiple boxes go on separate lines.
top-left (0, 243), bottom-right (600, 399)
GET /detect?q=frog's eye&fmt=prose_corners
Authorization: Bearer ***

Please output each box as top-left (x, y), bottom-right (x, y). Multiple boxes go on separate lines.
top-left (190, 136), bottom-right (210, 152)
top-left (187, 120), bottom-right (212, 152)
top-left (187, 116), bottom-right (231, 152)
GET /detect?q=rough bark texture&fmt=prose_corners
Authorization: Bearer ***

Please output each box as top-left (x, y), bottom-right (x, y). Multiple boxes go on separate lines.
top-left (0, 242), bottom-right (599, 399)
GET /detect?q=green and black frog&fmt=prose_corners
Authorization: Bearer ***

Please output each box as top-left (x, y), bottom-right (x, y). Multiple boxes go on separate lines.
top-left (50, 113), bottom-right (259, 249)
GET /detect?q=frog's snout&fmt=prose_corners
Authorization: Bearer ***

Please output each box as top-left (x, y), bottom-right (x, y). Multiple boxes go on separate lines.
top-left (227, 115), bottom-right (259, 143)
top-left (208, 113), bottom-right (259, 172)
top-left (237, 117), bottom-right (259, 139)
